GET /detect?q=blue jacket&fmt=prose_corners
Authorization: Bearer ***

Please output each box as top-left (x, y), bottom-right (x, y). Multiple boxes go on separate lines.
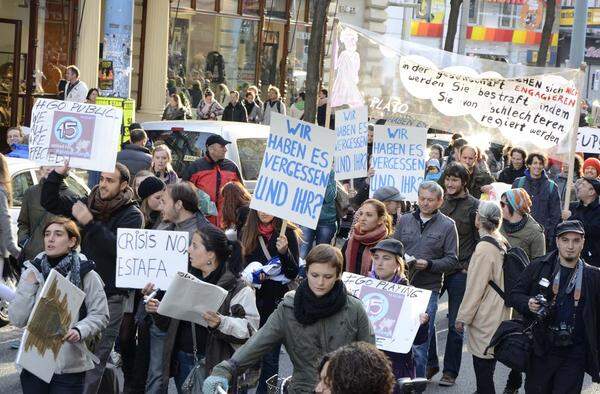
top-left (7, 143), bottom-right (29, 159)
top-left (318, 170), bottom-right (338, 225)
top-left (512, 169), bottom-right (561, 248)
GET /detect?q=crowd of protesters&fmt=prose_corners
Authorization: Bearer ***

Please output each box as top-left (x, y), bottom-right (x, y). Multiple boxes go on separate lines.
top-left (2, 65), bottom-right (600, 394)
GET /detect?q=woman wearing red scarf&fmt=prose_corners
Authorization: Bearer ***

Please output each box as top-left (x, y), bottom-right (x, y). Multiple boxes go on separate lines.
top-left (240, 209), bottom-right (300, 393)
top-left (342, 199), bottom-right (393, 276)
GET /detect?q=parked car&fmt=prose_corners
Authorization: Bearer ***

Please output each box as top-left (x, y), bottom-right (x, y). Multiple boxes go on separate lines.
top-left (142, 120), bottom-right (269, 192)
top-left (0, 157), bottom-right (89, 328)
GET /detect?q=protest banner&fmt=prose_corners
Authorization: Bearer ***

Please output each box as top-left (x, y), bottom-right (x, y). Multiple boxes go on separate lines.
top-left (342, 272), bottom-right (431, 353)
top-left (370, 125), bottom-right (427, 201)
top-left (29, 98), bottom-right (122, 172)
top-left (17, 269), bottom-right (85, 383)
top-left (558, 127), bottom-right (600, 154)
top-left (116, 229), bottom-right (189, 289)
top-left (334, 106), bottom-right (369, 181)
top-left (250, 113), bottom-right (336, 229)
top-left (158, 271), bottom-right (228, 327)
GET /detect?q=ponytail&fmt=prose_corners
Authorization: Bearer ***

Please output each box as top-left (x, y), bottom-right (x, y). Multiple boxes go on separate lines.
top-left (226, 239), bottom-right (244, 277)
top-left (196, 225), bottom-right (246, 277)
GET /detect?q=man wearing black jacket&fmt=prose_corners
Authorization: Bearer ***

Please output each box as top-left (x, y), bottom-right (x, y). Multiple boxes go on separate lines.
top-left (563, 177), bottom-right (600, 267)
top-left (222, 91), bottom-right (248, 123)
top-left (42, 161), bottom-right (144, 394)
top-left (497, 147), bottom-right (527, 184)
top-left (510, 220), bottom-right (600, 393)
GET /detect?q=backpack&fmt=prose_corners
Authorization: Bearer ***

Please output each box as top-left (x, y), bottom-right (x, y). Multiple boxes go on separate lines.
top-left (516, 176), bottom-right (555, 194)
top-left (480, 236), bottom-right (529, 307)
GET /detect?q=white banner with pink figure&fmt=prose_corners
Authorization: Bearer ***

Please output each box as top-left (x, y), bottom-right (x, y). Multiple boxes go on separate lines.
top-left (342, 272), bottom-right (431, 353)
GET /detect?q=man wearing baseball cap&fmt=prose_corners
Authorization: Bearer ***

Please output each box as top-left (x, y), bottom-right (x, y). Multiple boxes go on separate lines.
top-left (183, 133), bottom-right (241, 226)
top-left (563, 177), bottom-right (600, 267)
top-left (510, 220), bottom-right (600, 393)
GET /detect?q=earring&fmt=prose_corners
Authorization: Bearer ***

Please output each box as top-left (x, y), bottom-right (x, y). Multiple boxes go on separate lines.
top-left (207, 260), bottom-right (212, 265)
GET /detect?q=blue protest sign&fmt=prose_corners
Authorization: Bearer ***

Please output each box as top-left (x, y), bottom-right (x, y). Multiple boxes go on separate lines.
top-left (334, 106), bottom-right (369, 180)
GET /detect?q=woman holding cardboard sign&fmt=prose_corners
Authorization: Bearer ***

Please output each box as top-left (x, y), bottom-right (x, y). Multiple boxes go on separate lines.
top-left (203, 244), bottom-right (375, 394)
top-left (9, 217), bottom-right (109, 393)
top-left (144, 224), bottom-right (259, 393)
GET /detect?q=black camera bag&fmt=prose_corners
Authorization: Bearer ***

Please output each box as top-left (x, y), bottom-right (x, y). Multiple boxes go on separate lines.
top-left (485, 319), bottom-right (536, 372)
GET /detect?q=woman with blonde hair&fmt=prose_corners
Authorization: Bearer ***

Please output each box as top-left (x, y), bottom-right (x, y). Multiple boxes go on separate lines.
top-left (151, 144), bottom-right (178, 185)
top-left (341, 198), bottom-right (392, 276)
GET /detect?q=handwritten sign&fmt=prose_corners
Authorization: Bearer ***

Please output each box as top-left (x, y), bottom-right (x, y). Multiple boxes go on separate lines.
top-left (29, 99), bottom-right (122, 172)
top-left (342, 272), bottom-right (431, 353)
top-left (558, 127), bottom-right (600, 154)
top-left (116, 229), bottom-right (189, 289)
top-left (334, 106), bottom-right (369, 180)
top-left (250, 113), bottom-right (336, 229)
top-left (370, 125), bottom-right (427, 201)
top-left (399, 55), bottom-right (579, 149)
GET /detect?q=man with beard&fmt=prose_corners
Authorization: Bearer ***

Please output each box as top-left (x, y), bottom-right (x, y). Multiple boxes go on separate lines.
top-left (42, 161), bottom-right (144, 394)
top-left (429, 162), bottom-right (479, 385)
top-left (498, 147), bottom-right (527, 185)
top-left (439, 144), bottom-right (494, 199)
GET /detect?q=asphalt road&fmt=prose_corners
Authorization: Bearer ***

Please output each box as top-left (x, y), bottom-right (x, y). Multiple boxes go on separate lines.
top-left (1, 295), bottom-right (600, 393)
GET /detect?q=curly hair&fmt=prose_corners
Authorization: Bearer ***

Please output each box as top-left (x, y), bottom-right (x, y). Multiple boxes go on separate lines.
top-left (325, 342), bottom-right (395, 394)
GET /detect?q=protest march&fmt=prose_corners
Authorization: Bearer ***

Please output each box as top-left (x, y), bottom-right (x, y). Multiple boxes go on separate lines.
top-left (2, 10), bottom-right (600, 394)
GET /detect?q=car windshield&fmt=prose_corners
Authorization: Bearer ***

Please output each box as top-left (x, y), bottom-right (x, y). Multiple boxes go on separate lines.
top-left (237, 138), bottom-right (266, 181)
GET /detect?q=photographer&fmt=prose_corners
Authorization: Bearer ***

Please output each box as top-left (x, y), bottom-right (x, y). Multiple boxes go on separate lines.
top-left (510, 220), bottom-right (600, 393)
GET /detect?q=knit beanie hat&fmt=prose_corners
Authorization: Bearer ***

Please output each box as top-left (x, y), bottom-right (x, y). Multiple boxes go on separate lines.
top-left (583, 157), bottom-right (600, 175)
top-left (138, 176), bottom-right (166, 200)
top-left (503, 188), bottom-right (532, 215)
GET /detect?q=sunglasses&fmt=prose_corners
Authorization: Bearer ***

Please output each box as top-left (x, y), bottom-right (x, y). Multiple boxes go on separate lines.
top-left (500, 201), bottom-right (507, 208)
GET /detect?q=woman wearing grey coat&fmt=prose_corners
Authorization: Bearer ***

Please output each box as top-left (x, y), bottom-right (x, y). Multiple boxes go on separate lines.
top-left (9, 217), bottom-right (109, 393)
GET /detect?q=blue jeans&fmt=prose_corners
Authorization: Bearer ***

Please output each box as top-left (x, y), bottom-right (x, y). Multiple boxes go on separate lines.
top-left (21, 369), bottom-right (85, 394)
top-left (174, 351), bottom-right (204, 394)
top-left (299, 222), bottom-right (337, 259)
top-left (256, 344), bottom-right (281, 394)
top-left (146, 322), bottom-right (168, 394)
top-left (442, 272), bottom-right (467, 377)
top-left (413, 291), bottom-right (439, 378)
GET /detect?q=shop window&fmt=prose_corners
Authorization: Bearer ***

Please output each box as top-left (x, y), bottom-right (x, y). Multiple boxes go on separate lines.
top-left (242, 0), bottom-right (260, 16)
top-left (260, 22), bottom-right (285, 96)
top-left (172, 0), bottom-right (193, 8)
top-left (197, 0), bottom-right (216, 11)
top-left (287, 24), bottom-right (310, 100)
top-left (168, 14), bottom-right (259, 108)
top-left (265, 0), bottom-right (287, 19)
top-left (500, 3), bottom-right (514, 28)
top-left (291, 0), bottom-right (307, 21)
top-left (468, 0), bottom-right (478, 24)
top-left (221, 0), bottom-right (239, 13)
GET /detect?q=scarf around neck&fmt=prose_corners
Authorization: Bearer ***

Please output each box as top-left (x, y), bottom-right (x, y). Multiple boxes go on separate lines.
top-left (293, 279), bottom-right (347, 325)
top-left (344, 224), bottom-right (388, 276)
top-left (258, 222), bottom-right (275, 240)
top-left (37, 251), bottom-right (82, 289)
top-left (502, 214), bottom-right (528, 234)
top-left (87, 186), bottom-right (135, 222)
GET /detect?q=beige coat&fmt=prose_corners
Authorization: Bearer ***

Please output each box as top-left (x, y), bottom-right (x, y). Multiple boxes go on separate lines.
top-left (457, 236), bottom-right (511, 359)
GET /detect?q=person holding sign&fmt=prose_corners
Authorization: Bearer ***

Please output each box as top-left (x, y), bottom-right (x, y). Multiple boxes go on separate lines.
top-left (368, 238), bottom-right (430, 381)
top-left (456, 201), bottom-right (511, 394)
top-left (240, 209), bottom-right (300, 393)
top-left (512, 152), bottom-right (561, 251)
top-left (202, 244), bottom-right (375, 394)
top-left (145, 225), bottom-right (259, 393)
top-left (342, 199), bottom-right (392, 277)
top-left (393, 181), bottom-right (458, 379)
top-left (9, 217), bottom-right (109, 393)
top-left (41, 161), bottom-right (144, 393)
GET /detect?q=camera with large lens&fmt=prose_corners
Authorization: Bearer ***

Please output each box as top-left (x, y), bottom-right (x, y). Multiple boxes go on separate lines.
top-left (548, 322), bottom-right (574, 347)
top-left (533, 294), bottom-right (550, 320)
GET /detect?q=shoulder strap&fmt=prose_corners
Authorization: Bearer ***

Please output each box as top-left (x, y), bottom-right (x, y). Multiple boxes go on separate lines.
top-left (548, 180), bottom-right (556, 194)
top-left (480, 236), bottom-right (507, 300)
top-left (480, 235), bottom-right (502, 251)
top-left (517, 177), bottom-right (525, 189)
top-left (277, 100), bottom-right (282, 113)
top-left (191, 323), bottom-right (199, 364)
top-left (258, 236), bottom-right (272, 260)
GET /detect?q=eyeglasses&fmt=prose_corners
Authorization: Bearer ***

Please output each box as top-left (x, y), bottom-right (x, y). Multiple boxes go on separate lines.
top-left (500, 201), bottom-right (507, 208)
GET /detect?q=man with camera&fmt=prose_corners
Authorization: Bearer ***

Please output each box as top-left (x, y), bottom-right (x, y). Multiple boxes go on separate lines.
top-left (510, 220), bottom-right (600, 393)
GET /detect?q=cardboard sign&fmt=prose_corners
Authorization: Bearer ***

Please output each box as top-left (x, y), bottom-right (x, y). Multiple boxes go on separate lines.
top-left (370, 125), bottom-right (427, 201)
top-left (116, 229), bottom-right (189, 289)
top-left (342, 272), bottom-right (431, 353)
top-left (334, 106), bottom-right (369, 180)
top-left (250, 113), bottom-right (336, 229)
top-left (29, 99), bottom-right (122, 172)
top-left (558, 127), bottom-right (600, 154)
top-left (480, 182), bottom-right (512, 202)
top-left (17, 269), bottom-right (85, 382)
